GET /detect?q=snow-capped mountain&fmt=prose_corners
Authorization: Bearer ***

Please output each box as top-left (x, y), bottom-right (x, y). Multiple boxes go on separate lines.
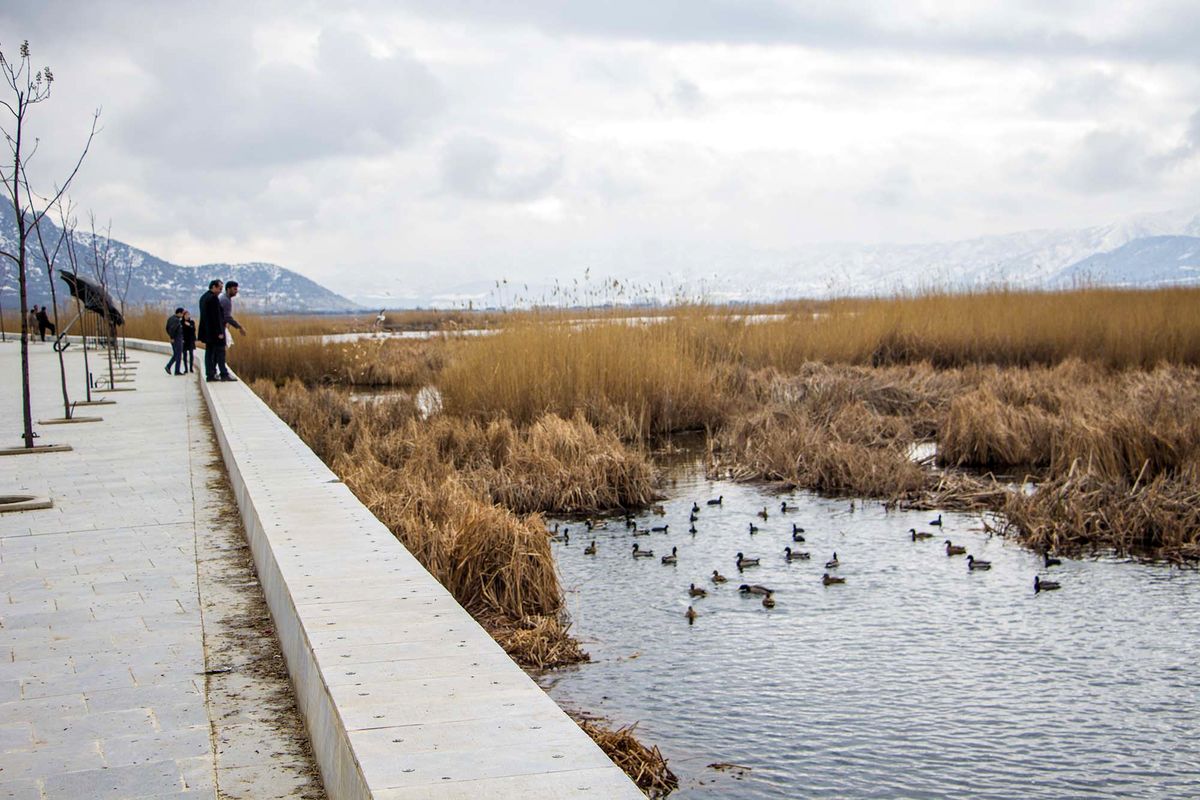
top-left (1051, 236), bottom-right (1200, 288)
top-left (349, 206), bottom-right (1200, 308)
top-left (0, 209), bottom-right (359, 313)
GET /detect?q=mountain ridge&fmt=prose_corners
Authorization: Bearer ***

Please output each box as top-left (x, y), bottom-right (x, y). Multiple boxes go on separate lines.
top-left (0, 209), bottom-right (359, 313)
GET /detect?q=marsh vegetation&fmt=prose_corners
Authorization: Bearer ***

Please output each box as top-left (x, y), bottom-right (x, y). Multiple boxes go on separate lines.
top-left (131, 287), bottom-right (1200, 795)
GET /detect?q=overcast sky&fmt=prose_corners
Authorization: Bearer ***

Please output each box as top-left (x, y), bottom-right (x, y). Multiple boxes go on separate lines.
top-left (4, 1), bottom-right (1199, 301)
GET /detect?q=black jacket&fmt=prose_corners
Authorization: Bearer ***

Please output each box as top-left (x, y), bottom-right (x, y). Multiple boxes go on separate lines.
top-left (198, 290), bottom-right (225, 344)
top-left (181, 318), bottom-right (196, 348)
top-left (166, 314), bottom-right (183, 341)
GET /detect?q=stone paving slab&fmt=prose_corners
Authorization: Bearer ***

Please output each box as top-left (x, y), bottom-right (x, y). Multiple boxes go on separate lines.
top-left (1, 340), bottom-right (323, 799)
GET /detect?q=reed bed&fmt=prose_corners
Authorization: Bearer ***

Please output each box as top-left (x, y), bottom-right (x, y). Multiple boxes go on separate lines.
top-left (251, 379), bottom-right (655, 663)
top-left (575, 719), bottom-right (678, 799)
top-left (439, 320), bottom-right (729, 437)
top-left (1002, 461), bottom-right (1200, 562)
top-left (937, 363), bottom-right (1200, 480)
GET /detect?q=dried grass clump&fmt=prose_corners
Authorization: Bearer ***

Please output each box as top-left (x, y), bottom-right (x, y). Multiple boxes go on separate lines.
top-left (938, 387), bottom-right (1060, 468)
top-left (938, 364), bottom-right (1200, 479)
top-left (576, 718), bottom-right (679, 798)
top-left (711, 406), bottom-right (927, 497)
top-left (1002, 460), bottom-right (1200, 561)
top-left (488, 615), bottom-right (589, 670)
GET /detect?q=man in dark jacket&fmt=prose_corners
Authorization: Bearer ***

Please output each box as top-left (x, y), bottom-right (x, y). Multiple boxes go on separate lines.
top-left (198, 280), bottom-right (232, 382)
top-left (165, 307), bottom-right (184, 375)
top-left (35, 306), bottom-right (55, 342)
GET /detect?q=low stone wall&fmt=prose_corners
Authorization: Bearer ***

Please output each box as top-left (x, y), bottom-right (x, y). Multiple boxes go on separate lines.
top-left (119, 338), bottom-right (641, 799)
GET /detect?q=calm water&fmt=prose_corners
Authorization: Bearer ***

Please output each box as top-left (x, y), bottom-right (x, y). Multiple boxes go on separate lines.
top-left (543, 460), bottom-right (1200, 799)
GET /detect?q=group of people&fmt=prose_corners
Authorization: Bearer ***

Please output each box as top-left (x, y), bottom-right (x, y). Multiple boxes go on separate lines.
top-left (165, 279), bottom-right (246, 381)
top-left (27, 305), bottom-right (56, 342)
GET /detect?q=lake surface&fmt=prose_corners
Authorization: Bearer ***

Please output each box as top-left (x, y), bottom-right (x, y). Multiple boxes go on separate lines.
top-left (543, 458), bottom-right (1200, 799)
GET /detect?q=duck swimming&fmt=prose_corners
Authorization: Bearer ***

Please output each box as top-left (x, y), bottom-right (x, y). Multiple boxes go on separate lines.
top-left (707, 496), bottom-right (723, 506)
top-left (738, 584), bottom-right (773, 596)
top-left (686, 606), bottom-right (697, 624)
top-left (689, 524), bottom-right (698, 535)
top-left (661, 546), bottom-right (678, 565)
top-left (792, 530), bottom-right (806, 543)
top-left (822, 573), bottom-right (846, 586)
top-left (691, 502), bottom-right (701, 514)
top-left (1034, 576), bottom-right (1061, 593)
top-left (910, 528), bottom-right (934, 540)
top-left (784, 547), bottom-right (810, 562)
top-left (584, 540), bottom-right (597, 555)
top-left (930, 513), bottom-right (943, 527)
top-left (689, 583), bottom-right (708, 598)
top-left (824, 552), bottom-right (840, 569)
top-left (651, 524), bottom-right (669, 533)
top-left (632, 543), bottom-right (654, 558)
top-left (781, 502), bottom-right (798, 513)
top-left (757, 507), bottom-right (769, 520)
top-left (1044, 552), bottom-right (1062, 567)
top-left (711, 570), bottom-right (727, 584)
top-left (966, 555), bottom-right (991, 571)
top-left (944, 540), bottom-right (966, 556)
top-left (762, 595), bottom-right (776, 609)
top-left (748, 523), bottom-right (760, 534)
top-left (735, 552), bottom-right (760, 569)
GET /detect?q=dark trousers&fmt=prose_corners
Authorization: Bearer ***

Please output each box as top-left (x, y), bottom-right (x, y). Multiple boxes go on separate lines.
top-left (166, 338), bottom-right (183, 374)
top-left (205, 340), bottom-right (228, 379)
top-left (182, 347), bottom-right (194, 372)
top-left (38, 322), bottom-right (54, 342)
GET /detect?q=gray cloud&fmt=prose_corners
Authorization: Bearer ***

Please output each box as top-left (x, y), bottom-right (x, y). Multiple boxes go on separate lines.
top-left (118, 28), bottom-right (442, 170)
top-left (439, 135), bottom-right (563, 202)
top-left (1029, 68), bottom-right (1139, 118)
top-left (657, 77), bottom-right (706, 114)
top-left (392, 0), bottom-right (1200, 62)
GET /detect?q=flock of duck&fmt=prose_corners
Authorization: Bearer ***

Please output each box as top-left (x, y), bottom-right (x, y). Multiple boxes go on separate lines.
top-left (554, 497), bottom-right (1066, 624)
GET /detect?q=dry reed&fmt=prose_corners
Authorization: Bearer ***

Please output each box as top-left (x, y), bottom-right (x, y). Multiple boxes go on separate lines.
top-left (252, 379), bottom-right (657, 663)
top-left (1002, 460), bottom-right (1200, 561)
top-left (575, 718), bottom-right (679, 798)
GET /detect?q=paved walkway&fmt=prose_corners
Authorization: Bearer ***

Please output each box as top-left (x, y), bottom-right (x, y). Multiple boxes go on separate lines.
top-left (0, 340), bottom-right (323, 799)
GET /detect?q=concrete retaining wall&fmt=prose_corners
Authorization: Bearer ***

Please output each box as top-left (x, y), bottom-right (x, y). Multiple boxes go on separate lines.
top-left (120, 338), bottom-right (641, 799)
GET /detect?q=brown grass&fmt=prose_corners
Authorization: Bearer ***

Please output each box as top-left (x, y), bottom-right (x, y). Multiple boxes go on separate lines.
top-left (1002, 460), bottom-right (1200, 562)
top-left (575, 718), bottom-right (679, 798)
top-left (251, 379), bottom-right (656, 663)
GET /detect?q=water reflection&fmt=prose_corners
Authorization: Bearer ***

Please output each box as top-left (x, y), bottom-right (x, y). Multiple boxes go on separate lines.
top-left (544, 456), bottom-right (1200, 799)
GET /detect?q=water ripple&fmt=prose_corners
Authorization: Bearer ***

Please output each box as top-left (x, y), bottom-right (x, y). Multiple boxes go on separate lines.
top-left (543, 465), bottom-right (1200, 799)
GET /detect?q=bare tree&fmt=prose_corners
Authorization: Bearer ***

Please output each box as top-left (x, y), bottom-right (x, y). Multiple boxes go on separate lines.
top-left (86, 214), bottom-right (118, 390)
top-left (58, 204), bottom-right (95, 402)
top-left (0, 40), bottom-right (99, 448)
top-left (28, 205), bottom-right (72, 417)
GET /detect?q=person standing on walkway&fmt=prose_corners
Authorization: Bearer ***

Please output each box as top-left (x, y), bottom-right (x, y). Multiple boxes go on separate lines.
top-left (28, 306), bottom-right (39, 338)
top-left (198, 279), bottom-right (231, 382)
top-left (180, 310), bottom-right (196, 373)
top-left (36, 306), bottom-right (55, 341)
top-left (219, 281), bottom-right (246, 353)
top-left (165, 307), bottom-right (185, 375)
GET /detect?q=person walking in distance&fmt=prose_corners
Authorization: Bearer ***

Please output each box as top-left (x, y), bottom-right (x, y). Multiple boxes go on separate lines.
top-left (28, 306), bottom-right (39, 339)
top-left (198, 280), bottom-right (230, 382)
top-left (180, 310), bottom-right (196, 373)
top-left (164, 307), bottom-right (185, 375)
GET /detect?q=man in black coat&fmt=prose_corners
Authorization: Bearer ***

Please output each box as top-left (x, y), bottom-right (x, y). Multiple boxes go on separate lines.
top-left (198, 279), bottom-right (233, 382)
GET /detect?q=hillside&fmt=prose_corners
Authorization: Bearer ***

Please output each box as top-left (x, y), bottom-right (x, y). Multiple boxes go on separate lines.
top-left (0, 210), bottom-right (359, 313)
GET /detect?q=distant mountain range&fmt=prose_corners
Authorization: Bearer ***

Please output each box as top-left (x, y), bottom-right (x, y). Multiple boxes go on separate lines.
top-left (0, 209), bottom-right (359, 313)
top-left (3, 203), bottom-right (1199, 312)
top-left (1052, 235), bottom-right (1200, 288)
